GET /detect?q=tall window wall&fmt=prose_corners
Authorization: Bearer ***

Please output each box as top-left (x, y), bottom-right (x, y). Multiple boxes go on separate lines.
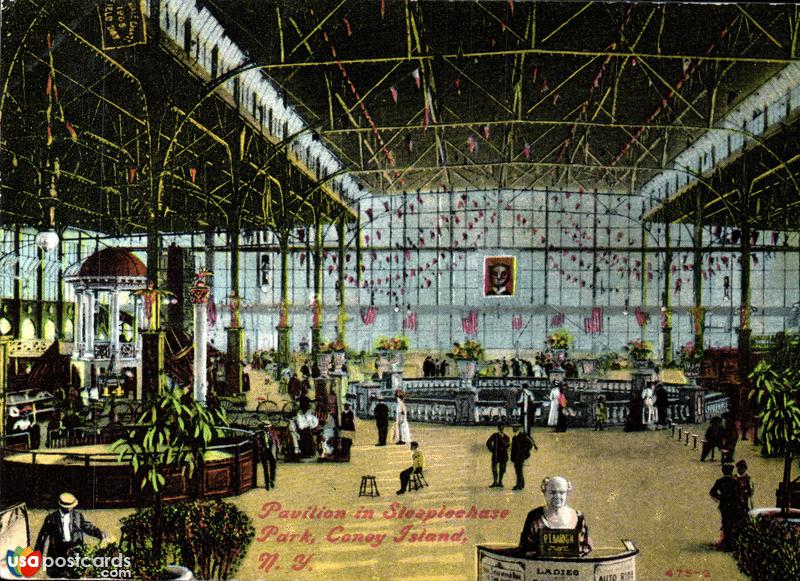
top-left (2, 189), bottom-right (797, 355)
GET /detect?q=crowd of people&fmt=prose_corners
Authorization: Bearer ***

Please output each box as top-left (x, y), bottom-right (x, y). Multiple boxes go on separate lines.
top-left (421, 356), bottom-right (449, 377)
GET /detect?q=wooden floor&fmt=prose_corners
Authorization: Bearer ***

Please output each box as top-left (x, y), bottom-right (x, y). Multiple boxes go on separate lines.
top-left (23, 418), bottom-right (784, 580)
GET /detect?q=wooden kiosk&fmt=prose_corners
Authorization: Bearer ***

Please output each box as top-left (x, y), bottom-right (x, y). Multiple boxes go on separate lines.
top-left (477, 541), bottom-right (638, 581)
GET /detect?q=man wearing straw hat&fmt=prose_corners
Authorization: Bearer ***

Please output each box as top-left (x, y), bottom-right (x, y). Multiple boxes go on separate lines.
top-left (35, 492), bottom-right (105, 578)
top-left (257, 420), bottom-right (281, 489)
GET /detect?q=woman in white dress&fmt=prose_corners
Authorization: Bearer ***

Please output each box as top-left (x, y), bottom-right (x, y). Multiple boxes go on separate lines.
top-left (642, 385), bottom-right (656, 425)
top-left (547, 384), bottom-right (561, 427)
top-left (393, 392), bottom-right (411, 445)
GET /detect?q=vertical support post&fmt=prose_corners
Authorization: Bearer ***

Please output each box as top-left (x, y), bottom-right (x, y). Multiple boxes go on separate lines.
top-left (662, 226), bottom-right (673, 365)
top-left (228, 230), bottom-right (240, 298)
top-left (336, 218), bottom-right (347, 342)
top-left (36, 246), bottom-right (45, 340)
top-left (0, 336), bottom-right (8, 438)
top-left (226, 327), bottom-right (244, 394)
top-left (738, 181), bottom-right (753, 433)
top-left (141, 330), bottom-right (165, 398)
top-left (311, 218), bottom-right (323, 354)
top-left (56, 236), bottom-right (64, 339)
top-left (226, 231), bottom-right (242, 395)
top-left (641, 224), bottom-right (649, 343)
top-left (276, 233), bottom-right (292, 370)
top-left (692, 190), bottom-right (705, 349)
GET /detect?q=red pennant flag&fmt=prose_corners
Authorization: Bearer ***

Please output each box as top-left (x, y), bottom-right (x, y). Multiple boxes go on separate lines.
top-left (461, 310), bottom-right (479, 335)
top-left (360, 306), bottom-right (377, 325)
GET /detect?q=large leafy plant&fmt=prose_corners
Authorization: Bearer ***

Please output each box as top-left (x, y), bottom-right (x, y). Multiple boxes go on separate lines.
top-left (750, 359), bottom-right (800, 513)
top-left (111, 387), bottom-right (228, 552)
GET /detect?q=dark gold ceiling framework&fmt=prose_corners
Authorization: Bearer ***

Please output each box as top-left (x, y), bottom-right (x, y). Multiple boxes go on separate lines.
top-left (2, 1), bottom-right (799, 233)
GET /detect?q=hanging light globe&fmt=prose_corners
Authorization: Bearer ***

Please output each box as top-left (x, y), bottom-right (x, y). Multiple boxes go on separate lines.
top-left (35, 229), bottom-right (60, 252)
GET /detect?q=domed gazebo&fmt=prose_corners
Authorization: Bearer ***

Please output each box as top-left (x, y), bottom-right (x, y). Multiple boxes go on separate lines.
top-left (65, 248), bottom-right (147, 374)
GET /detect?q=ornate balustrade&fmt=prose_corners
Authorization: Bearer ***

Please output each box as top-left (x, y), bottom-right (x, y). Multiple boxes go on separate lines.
top-left (352, 375), bottom-right (718, 426)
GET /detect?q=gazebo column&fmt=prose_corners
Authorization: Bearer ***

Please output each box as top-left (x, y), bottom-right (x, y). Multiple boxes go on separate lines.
top-left (109, 290), bottom-right (120, 372)
top-left (74, 290), bottom-right (85, 358)
top-left (85, 291), bottom-right (96, 358)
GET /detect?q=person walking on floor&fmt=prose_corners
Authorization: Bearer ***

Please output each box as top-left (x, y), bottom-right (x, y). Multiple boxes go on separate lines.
top-left (510, 425), bottom-right (537, 490)
top-left (374, 396), bottom-right (389, 446)
top-left (709, 463), bottom-right (746, 551)
top-left (518, 385), bottom-right (537, 435)
top-left (735, 459), bottom-right (754, 512)
top-left (396, 441), bottom-right (424, 495)
top-left (256, 420), bottom-right (280, 488)
top-left (35, 492), bottom-right (106, 578)
top-left (701, 416), bottom-right (724, 462)
top-left (594, 396), bottom-right (607, 431)
top-left (393, 391), bottom-right (411, 445)
top-left (486, 423), bottom-right (510, 488)
top-left (547, 383), bottom-right (561, 427)
top-left (340, 403), bottom-right (355, 460)
top-left (555, 389), bottom-right (570, 433)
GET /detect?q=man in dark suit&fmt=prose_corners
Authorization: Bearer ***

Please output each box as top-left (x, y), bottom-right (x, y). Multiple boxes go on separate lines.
top-left (35, 492), bottom-right (105, 578)
top-left (255, 421), bottom-right (280, 489)
top-left (510, 425), bottom-right (537, 490)
top-left (374, 396), bottom-right (389, 446)
top-left (486, 423), bottom-right (510, 488)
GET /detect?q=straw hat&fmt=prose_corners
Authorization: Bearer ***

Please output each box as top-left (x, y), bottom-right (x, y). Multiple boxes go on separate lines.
top-left (59, 492), bottom-right (78, 509)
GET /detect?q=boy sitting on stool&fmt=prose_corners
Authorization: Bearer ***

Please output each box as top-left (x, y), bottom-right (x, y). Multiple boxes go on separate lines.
top-left (397, 442), bottom-right (424, 495)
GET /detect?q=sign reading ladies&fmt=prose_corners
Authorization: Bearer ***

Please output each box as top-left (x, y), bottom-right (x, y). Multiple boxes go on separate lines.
top-left (484, 256), bottom-right (516, 297)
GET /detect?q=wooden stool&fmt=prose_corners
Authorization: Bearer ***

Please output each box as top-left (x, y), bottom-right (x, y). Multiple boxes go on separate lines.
top-left (359, 475), bottom-right (380, 497)
top-left (410, 471), bottom-right (428, 491)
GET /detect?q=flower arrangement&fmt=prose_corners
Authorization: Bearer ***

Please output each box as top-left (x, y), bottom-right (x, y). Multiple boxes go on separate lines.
top-left (374, 335), bottom-right (410, 351)
top-left (319, 337), bottom-right (348, 353)
top-left (448, 339), bottom-right (485, 361)
top-left (546, 329), bottom-right (574, 350)
top-left (624, 339), bottom-right (653, 361)
top-left (597, 352), bottom-right (626, 371)
top-left (678, 341), bottom-right (703, 371)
